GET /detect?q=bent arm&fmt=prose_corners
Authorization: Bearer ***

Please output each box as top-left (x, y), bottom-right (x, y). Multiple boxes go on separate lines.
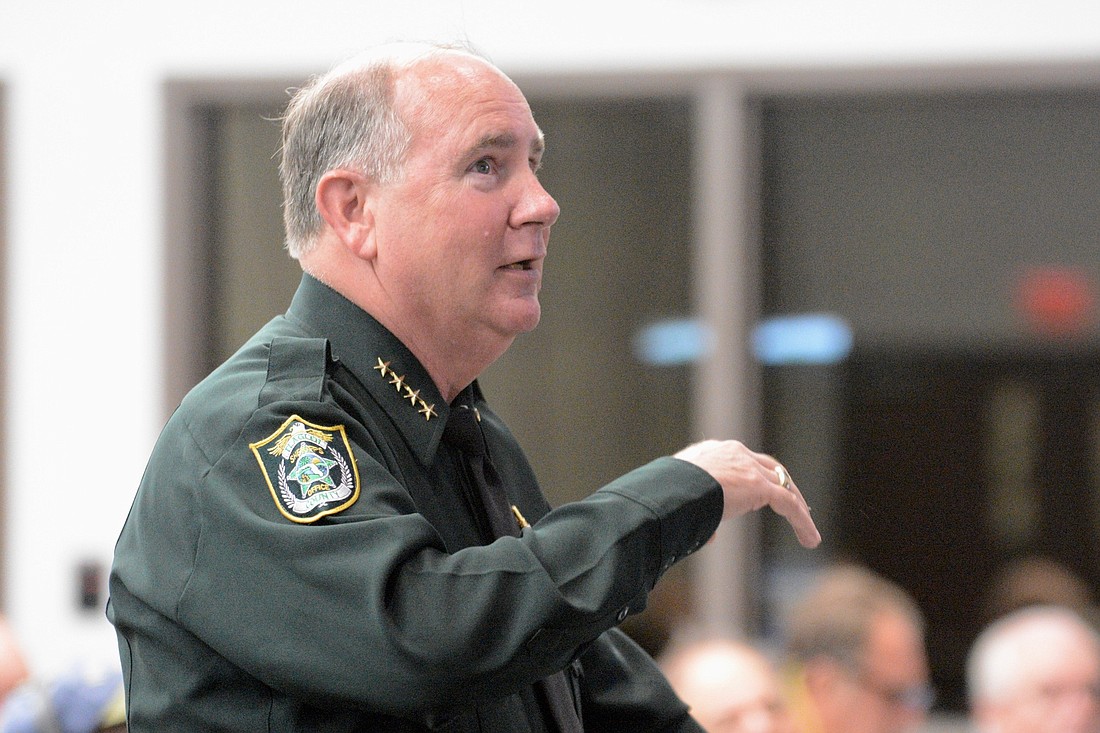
top-left (114, 402), bottom-right (721, 721)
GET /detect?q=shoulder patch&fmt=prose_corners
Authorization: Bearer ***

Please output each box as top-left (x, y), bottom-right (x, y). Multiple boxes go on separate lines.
top-left (249, 415), bottom-right (361, 523)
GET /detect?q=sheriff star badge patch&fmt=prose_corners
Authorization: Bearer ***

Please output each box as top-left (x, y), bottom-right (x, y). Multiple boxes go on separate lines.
top-left (250, 415), bottom-right (361, 523)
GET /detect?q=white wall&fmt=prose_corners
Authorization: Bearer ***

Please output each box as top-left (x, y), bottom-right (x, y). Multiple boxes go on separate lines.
top-left (1, 0), bottom-right (1099, 678)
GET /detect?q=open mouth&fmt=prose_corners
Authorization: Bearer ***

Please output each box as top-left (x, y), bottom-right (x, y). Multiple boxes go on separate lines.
top-left (502, 260), bottom-right (534, 271)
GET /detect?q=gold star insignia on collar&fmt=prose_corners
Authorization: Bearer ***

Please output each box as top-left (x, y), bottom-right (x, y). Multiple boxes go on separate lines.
top-left (375, 356), bottom-right (437, 421)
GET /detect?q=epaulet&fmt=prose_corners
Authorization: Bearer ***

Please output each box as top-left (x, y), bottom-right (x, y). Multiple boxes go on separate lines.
top-left (257, 336), bottom-right (332, 408)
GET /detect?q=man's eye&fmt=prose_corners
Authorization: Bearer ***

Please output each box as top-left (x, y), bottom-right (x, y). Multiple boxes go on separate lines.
top-left (472, 158), bottom-right (495, 175)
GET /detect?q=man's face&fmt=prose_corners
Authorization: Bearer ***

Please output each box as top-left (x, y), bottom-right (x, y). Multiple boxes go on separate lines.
top-left (368, 54), bottom-right (560, 354)
top-left (978, 630), bottom-right (1100, 733)
top-left (705, 670), bottom-right (796, 733)
top-left (815, 611), bottom-right (931, 733)
top-left (670, 645), bottom-right (796, 733)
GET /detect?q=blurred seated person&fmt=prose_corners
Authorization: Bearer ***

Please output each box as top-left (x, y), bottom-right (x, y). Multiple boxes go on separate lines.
top-left (0, 663), bottom-right (125, 733)
top-left (967, 604), bottom-right (1100, 733)
top-left (983, 555), bottom-right (1098, 629)
top-left (782, 564), bottom-right (931, 733)
top-left (660, 636), bottom-right (795, 733)
top-left (0, 617), bottom-right (28, 705)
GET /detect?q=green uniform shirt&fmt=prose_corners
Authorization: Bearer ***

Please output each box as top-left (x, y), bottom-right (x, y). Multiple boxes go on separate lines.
top-left (109, 274), bottom-right (722, 732)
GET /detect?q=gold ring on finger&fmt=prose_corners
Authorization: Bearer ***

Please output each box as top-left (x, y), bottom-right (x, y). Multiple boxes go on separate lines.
top-left (775, 464), bottom-right (792, 490)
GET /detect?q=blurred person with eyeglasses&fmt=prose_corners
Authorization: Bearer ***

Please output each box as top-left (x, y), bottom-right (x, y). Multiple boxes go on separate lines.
top-left (967, 604), bottom-right (1100, 733)
top-left (781, 564), bottom-right (932, 733)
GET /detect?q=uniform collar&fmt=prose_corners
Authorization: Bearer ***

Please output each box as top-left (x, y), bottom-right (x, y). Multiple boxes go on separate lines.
top-left (285, 273), bottom-right (468, 467)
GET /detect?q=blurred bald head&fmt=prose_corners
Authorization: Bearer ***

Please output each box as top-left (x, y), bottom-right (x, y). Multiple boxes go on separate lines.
top-left (968, 605), bottom-right (1100, 733)
top-left (661, 638), bottom-right (795, 733)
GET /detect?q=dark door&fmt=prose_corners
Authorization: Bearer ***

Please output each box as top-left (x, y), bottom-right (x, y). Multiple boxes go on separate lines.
top-left (837, 348), bottom-right (1100, 711)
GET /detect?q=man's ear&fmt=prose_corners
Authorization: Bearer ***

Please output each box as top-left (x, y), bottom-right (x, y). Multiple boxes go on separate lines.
top-left (315, 169), bottom-right (377, 260)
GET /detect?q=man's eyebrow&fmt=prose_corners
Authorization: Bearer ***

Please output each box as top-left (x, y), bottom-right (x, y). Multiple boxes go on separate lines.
top-left (464, 131), bottom-right (546, 159)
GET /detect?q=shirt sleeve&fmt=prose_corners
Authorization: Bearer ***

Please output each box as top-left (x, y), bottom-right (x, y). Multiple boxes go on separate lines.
top-left (121, 392), bottom-right (722, 723)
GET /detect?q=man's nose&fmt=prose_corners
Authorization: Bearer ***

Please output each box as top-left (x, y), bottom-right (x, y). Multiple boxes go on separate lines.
top-left (513, 174), bottom-right (560, 229)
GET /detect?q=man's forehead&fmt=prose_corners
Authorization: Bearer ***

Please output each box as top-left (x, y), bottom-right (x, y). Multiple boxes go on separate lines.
top-left (395, 50), bottom-right (513, 101)
top-left (397, 64), bottom-right (545, 155)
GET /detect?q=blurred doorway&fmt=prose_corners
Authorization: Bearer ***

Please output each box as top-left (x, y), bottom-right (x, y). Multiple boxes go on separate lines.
top-left (838, 347), bottom-right (1100, 709)
top-left (757, 87), bottom-right (1100, 713)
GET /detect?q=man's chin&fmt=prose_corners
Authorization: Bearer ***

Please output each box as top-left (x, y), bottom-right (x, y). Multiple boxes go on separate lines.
top-left (501, 301), bottom-right (541, 336)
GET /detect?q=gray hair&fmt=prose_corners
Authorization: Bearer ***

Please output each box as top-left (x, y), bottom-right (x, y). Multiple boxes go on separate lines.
top-left (278, 42), bottom-right (484, 258)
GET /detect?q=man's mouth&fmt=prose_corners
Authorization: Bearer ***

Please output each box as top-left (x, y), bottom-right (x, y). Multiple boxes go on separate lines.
top-left (502, 260), bottom-right (534, 271)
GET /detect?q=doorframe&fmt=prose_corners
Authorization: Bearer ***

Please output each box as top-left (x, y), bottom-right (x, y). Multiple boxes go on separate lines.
top-left (162, 78), bottom-right (298, 415)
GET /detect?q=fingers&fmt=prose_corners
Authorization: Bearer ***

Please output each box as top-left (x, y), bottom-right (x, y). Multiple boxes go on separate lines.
top-left (774, 475), bottom-right (821, 549)
top-left (737, 448), bottom-right (822, 549)
top-left (757, 456), bottom-right (820, 548)
top-left (674, 440), bottom-right (822, 549)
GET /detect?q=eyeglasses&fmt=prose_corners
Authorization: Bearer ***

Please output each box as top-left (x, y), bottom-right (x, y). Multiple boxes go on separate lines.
top-left (856, 670), bottom-right (936, 714)
top-left (1026, 681), bottom-right (1100, 707)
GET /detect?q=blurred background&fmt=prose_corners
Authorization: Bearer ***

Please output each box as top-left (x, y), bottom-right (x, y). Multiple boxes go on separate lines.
top-left (3, 0), bottom-right (1100, 727)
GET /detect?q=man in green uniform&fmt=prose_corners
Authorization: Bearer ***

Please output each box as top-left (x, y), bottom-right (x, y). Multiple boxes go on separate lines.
top-left (108, 42), bottom-right (820, 732)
